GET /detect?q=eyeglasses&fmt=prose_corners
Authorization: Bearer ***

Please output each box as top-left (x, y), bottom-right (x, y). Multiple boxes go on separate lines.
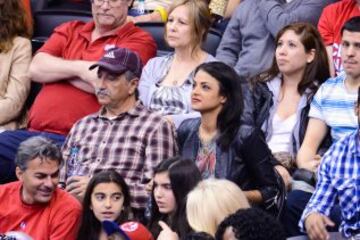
top-left (92, 0), bottom-right (126, 7)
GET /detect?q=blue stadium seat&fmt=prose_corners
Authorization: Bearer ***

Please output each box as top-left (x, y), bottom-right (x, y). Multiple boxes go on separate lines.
top-left (31, 10), bottom-right (92, 53)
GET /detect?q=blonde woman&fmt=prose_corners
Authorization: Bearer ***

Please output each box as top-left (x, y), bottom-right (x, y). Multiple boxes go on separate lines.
top-left (138, 0), bottom-right (215, 128)
top-left (186, 179), bottom-right (250, 237)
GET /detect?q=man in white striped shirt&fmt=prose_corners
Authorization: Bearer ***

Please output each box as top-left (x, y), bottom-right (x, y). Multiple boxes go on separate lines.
top-left (297, 16), bottom-right (360, 172)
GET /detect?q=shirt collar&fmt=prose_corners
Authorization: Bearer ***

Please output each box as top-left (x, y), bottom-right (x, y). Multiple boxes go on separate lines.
top-left (79, 21), bottom-right (135, 41)
top-left (349, 130), bottom-right (360, 155)
top-left (97, 101), bottom-right (144, 119)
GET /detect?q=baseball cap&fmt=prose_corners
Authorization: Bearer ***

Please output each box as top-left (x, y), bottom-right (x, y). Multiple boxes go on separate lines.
top-left (89, 47), bottom-right (143, 78)
top-left (102, 221), bottom-right (154, 240)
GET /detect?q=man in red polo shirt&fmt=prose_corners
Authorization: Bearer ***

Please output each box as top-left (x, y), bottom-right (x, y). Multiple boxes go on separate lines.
top-left (0, 0), bottom-right (156, 184)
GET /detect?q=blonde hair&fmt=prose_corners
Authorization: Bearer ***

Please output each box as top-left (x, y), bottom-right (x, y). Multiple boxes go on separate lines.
top-left (165, 0), bottom-right (212, 54)
top-left (186, 179), bottom-right (250, 236)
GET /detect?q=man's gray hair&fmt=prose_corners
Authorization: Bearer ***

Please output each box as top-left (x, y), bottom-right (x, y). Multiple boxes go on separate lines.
top-left (124, 70), bottom-right (137, 82)
top-left (124, 70), bottom-right (139, 99)
top-left (15, 136), bottom-right (63, 171)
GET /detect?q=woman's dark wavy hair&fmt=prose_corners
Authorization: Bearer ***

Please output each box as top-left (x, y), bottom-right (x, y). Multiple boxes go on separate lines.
top-left (77, 170), bottom-right (132, 240)
top-left (194, 61), bottom-right (243, 150)
top-left (251, 22), bottom-right (330, 97)
top-left (148, 157), bottom-right (202, 239)
top-left (0, 0), bottom-right (32, 53)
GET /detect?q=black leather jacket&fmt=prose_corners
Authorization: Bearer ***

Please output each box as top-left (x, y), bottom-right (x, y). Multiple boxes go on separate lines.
top-left (177, 117), bottom-right (280, 205)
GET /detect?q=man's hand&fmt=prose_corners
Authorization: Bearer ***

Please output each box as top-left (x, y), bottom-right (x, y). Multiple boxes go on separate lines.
top-left (78, 60), bottom-right (98, 86)
top-left (157, 221), bottom-right (179, 240)
top-left (305, 212), bottom-right (335, 240)
top-left (65, 175), bottom-right (90, 202)
top-left (274, 165), bottom-right (292, 191)
top-left (306, 155), bottom-right (322, 172)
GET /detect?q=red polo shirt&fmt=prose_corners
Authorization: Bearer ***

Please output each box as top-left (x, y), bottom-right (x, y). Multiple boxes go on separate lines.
top-left (28, 21), bottom-right (156, 135)
top-left (318, 0), bottom-right (360, 75)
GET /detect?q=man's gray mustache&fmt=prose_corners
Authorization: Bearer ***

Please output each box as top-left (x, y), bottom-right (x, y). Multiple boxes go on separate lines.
top-left (95, 88), bottom-right (110, 96)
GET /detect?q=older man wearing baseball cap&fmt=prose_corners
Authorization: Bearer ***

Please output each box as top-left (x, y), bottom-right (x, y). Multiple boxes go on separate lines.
top-left (59, 47), bottom-right (177, 220)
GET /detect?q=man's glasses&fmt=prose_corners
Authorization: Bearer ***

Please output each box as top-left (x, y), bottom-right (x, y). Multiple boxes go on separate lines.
top-left (92, 0), bottom-right (126, 7)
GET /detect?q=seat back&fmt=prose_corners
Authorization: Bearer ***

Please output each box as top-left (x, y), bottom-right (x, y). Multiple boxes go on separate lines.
top-left (135, 22), bottom-right (172, 56)
top-left (203, 28), bottom-right (222, 56)
top-left (135, 22), bottom-right (222, 56)
top-left (33, 10), bottom-right (92, 38)
top-left (31, 10), bottom-right (92, 53)
top-left (30, 0), bottom-right (48, 13)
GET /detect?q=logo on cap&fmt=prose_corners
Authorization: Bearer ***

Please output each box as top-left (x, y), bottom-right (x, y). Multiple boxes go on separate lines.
top-left (104, 51), bottom-right (116, 59)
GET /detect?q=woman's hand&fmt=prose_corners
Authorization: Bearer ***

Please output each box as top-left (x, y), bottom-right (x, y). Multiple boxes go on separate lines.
top-left (157, 221), bottom-right (179, 240)
top-left (274, 165), bottom-right (292, 191)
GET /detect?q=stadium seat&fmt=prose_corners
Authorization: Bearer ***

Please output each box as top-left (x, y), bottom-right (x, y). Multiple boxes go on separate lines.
top-left (30, 0), bottom-right (48, 13)
top-left (135, 22), bottom-right (222, 56)
top-left (33, 9), bottom-right (92, 38)
top-left (31, 10), bottom-right (92, 53)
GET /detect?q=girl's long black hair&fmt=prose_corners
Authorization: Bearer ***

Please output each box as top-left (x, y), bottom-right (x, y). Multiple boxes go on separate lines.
top-left (148, 157), bottom-right (202, 239)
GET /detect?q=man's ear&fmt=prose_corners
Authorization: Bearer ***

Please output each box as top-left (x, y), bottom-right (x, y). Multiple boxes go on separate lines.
top-left (128, 78), bottom-right (139, 96)
top-left (15, 167), bottom-right (24, 181)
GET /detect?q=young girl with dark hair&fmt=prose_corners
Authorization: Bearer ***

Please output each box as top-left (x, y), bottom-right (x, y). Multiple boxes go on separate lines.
top-left (77, 170), bottom-right (132, 240)
top-left (177, 61), bottom-right (280, 209)
top-left (148, 157), bottom-right (202, 239)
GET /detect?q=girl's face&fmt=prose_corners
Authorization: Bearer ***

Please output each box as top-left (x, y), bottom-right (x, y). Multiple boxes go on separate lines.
top-left (166, 4), bottom-right (194, 49)
top-left (153, 172), bottom-right (176, 214)
top-left (275, 30), bottom-right (315, 77)
top-left (191, 70), bottom-right (226, 113)
top-left (91, 182), bottom-right (125, 222)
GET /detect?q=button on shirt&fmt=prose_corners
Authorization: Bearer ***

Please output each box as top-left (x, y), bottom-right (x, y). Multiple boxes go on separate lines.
top-left (299, 131), bottom-right (360, 238)
top-left (60, 102), bottom-right (178, 209)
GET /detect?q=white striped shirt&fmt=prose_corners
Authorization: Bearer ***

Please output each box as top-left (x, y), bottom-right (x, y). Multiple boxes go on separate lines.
top-left (309, 74), bottom-right (358, 142)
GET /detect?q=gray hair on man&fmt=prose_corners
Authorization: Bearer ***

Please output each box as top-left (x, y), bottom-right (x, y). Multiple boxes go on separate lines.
top-left (15, 136), bottom-right (63, 171)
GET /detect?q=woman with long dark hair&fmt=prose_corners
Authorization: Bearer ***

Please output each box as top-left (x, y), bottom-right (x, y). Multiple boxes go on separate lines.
top-left (252, 22), bottom-right (330, 176)
top-left (0, 0), bottom-right (32, 131)
top-left (177, 61), bottom-right (279, 209)
top-left (148, 157), bottom-right (202, 239)
top-left (77, 170), bottom-right (132, 240)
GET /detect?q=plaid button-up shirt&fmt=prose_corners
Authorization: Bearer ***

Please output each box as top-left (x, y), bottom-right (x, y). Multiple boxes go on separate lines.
top-left (299, 130), bottom-right (360, 238)
top-left (60, 102), bottom-right (178, 209)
